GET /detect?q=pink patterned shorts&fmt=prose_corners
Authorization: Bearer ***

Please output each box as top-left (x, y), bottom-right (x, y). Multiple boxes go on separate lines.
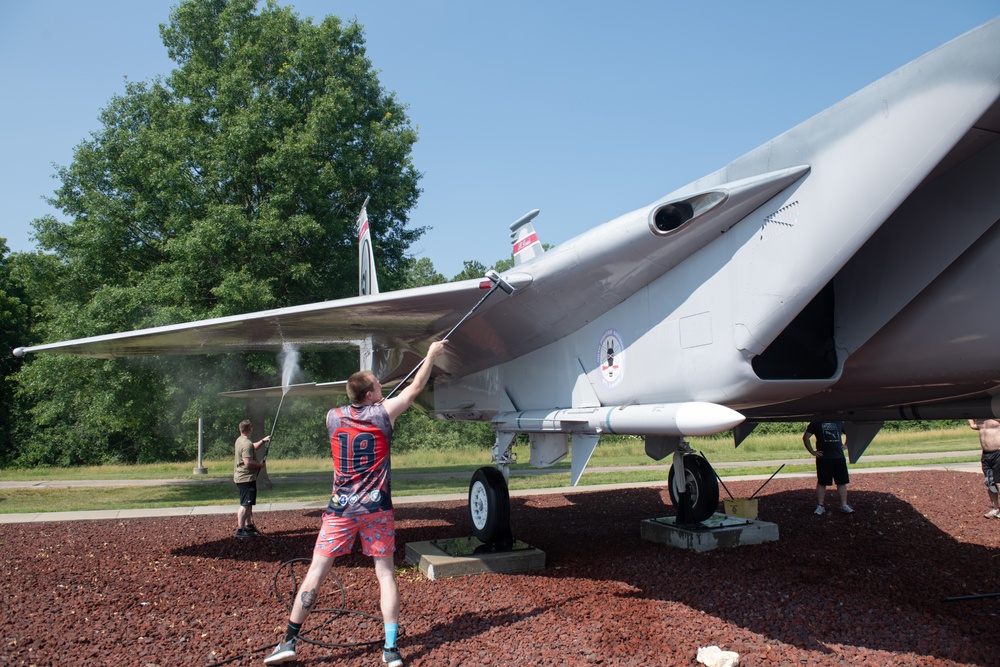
top-left (313, 510), bottom-right (396, 558)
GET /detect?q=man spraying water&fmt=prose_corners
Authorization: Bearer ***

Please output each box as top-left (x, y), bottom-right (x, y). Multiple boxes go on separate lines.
top-left (233, 420), bottom-right (271, 538)
top-left (264, 339), bottom-right (447, 666)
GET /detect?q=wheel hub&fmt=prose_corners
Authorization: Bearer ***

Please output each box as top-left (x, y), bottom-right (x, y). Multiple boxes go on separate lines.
top-left (684, 471), bottom-right (700, 504)
top-left (470, 481), bottom-right (488, 530)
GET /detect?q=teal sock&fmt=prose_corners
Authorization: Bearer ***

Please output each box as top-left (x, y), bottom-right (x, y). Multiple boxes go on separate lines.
top-left (284, 621), bottom-right (302, 643)
top-left (384, 622), bottom-right (398, 649)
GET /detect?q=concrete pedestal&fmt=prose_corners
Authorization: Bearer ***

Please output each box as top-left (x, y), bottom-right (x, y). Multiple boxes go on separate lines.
top-left (405, 537), bottom-right (545, 580)
top-left (641, 512), bottom-right (779, 552)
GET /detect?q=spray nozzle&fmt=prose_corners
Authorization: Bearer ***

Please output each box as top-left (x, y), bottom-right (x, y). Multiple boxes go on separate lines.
top-left (485, 269), bottom-right (515, 295)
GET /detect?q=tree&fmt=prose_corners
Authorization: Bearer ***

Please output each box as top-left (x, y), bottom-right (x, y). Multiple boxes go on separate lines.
top-left (447, 244), bottom-right (551, 282)
top-left (11, 0), bottom-right (423, 465)
top-left (450, 260), bottom-right (489, 283)
top-left (403, 256), bottom-right (446, 289)
top-left (0, 241), bottom-right (32, 465)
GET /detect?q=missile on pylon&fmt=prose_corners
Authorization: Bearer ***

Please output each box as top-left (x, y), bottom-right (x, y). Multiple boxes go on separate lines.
top-left (492, 402), bottom-right (745, 437)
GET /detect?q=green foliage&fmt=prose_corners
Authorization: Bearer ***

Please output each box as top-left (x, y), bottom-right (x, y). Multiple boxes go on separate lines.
top-left (743, 420), bottom-right (963, 436)
top-left (9, 0), bottom-right (422, 466)
top-left (449, 256), bottom-right (512, 282)
top-left (14, 356), bottom-right (175, 465)
top-left (447, 245), bottom-right (551, 281)
top-left (450, 260), bottom-right (489, 283)
top-left (879, 420), bottom-right (963, 431)
top-left (0, 241), bottom-right (33, 465)
top-left (402, 256), bottom-right (446, 289)
top-left (391, 409), bottom-right (495, 453)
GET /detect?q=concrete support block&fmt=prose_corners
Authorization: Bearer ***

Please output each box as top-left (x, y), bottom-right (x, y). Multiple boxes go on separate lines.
top-left (640, 512), bottom-right (779, 552)
top-left (405, 537), bottom-right (545, 580)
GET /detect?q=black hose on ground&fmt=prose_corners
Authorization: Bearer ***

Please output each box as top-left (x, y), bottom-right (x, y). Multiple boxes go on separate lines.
top-left (207, 529), bottom-right (398, 665)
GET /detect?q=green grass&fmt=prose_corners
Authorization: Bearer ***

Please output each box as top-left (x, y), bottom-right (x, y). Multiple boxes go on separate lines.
top-left (0, 427), bottom-right (980, 515)
top-left (1, 427), bottom-right (975, 480)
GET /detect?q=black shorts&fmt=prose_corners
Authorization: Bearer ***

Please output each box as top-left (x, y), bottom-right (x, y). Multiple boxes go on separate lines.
top-left (816, 457), bottom-right (850, 486)
top-left (237, 481), bottom-right (257, 507)
top-left (982, 450), bottom-right (1000, 491)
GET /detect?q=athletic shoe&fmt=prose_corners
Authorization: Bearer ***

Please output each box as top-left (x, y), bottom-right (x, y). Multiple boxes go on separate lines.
top-left (382, 646), bottom-right (404, 667)
top-left (235, 528), bottom-right (252, 538)
top-left (984, 508), bottom-right (1000, 519)
top-left (263, 637), bottom-right (297, 665)
top-left (840, 504), bottom-right (854, 514)
top-left (245, 524), bottom-right (261, 535)
top-left (814, 505), bottom-right (825, 515)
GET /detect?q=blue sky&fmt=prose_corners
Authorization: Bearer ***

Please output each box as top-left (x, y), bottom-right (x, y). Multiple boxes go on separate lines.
top-left (1, 1), bottom-right (997, 278)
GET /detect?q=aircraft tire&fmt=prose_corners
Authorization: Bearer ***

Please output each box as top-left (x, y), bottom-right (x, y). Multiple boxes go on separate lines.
top-left (469, 466), bottom-right (511, 544)
top-left (667, 454), bottom-right (720, 523)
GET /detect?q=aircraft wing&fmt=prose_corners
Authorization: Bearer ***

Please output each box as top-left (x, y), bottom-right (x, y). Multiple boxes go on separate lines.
top-left (220, 381), bottom-right (349, 399)
top-left (13, 278), bottom-right (520, 364)
top-left (11, 163), bottom-right (805, 381)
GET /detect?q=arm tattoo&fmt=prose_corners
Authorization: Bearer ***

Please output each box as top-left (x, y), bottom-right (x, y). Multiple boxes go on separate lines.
top-left (300, 589), bottom-right (317, 611)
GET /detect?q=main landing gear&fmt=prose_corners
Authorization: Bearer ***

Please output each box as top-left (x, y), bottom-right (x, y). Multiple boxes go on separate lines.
top-left (469, 466), bottom-right (513, 549)
top-left (466, 442), bottom-right (721, 542)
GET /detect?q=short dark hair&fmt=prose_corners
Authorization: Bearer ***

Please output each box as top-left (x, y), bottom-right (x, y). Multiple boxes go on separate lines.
top-left (347, 370), bottom-right (376, 404)
top-left (239, 419), bottom-right (252, 434)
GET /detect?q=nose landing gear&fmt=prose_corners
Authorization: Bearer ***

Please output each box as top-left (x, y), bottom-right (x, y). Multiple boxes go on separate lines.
top-left (667, 453), bottom-right (720, 524)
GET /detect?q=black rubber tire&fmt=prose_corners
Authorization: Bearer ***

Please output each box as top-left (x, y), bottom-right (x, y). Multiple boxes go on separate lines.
top-left (468, 466), bottom-right (511, 544)
top-left (667, 454), bottom-right (720, 523)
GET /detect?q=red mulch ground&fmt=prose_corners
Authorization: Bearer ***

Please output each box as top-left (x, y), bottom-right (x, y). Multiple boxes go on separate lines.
top-left (2, 470), bottom-right (999, 666)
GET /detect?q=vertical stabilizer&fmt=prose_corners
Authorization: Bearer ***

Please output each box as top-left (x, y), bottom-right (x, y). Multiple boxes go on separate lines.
top-left (357, 196), bottom-right (377, 371)
top-left (510, 209), bottom-right (543, 266)
top-left (358, 196), bottom-right (380, 297)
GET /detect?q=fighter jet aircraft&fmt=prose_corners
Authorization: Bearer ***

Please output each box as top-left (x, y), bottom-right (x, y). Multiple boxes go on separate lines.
top-left (13, 17), bottom-right (1000, 541)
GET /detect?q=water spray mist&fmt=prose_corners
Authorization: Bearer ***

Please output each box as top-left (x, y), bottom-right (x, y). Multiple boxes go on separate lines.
top-left (267, 347), bottom-right (300, 452)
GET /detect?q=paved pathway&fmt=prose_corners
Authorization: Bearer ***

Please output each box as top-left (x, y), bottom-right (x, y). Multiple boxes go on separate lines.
top-left (0, 451), bottom-right (981, 524)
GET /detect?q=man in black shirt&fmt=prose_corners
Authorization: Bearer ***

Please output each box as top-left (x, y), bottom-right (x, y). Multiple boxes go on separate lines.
top-left (803, 421), bottom-right (853, 515)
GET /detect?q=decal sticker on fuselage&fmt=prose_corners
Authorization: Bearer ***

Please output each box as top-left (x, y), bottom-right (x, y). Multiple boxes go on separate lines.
top-left (598, 328), bottom-right (626, 389)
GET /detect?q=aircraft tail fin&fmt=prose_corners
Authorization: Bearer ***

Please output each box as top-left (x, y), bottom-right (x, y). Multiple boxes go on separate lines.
top-left (510, 209), bottom-right (543, 266)
top-left (357, 196), bottom-right (378, 371)
top-left (358, 196), bottom-right (380, 297)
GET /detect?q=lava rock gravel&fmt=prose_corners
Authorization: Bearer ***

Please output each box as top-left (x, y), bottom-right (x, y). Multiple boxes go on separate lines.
top-left (2, 470), bottom-right (998, 666)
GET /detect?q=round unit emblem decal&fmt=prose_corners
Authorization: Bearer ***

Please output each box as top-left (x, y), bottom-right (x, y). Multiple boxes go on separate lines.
top-left (598, 329), bottom-right (626, 388)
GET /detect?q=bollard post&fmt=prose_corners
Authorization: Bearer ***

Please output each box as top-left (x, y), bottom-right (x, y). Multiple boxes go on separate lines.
top-left (193, 415), bottom-right (208, 475)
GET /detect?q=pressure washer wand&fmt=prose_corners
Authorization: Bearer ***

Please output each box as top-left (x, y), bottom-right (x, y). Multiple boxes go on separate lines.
top-left (269, 393), bottom-right (285, 442)
top-left (382, 270), bottom-right (514, 402)
top-left (263, 391), bottom-right (288, 462)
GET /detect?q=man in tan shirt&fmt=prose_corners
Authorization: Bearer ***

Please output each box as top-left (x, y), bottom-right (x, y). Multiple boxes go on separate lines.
top-left (968, 419), bottom-right (1000, 518)
top-left (233, 419), bottom-right (270, 538)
